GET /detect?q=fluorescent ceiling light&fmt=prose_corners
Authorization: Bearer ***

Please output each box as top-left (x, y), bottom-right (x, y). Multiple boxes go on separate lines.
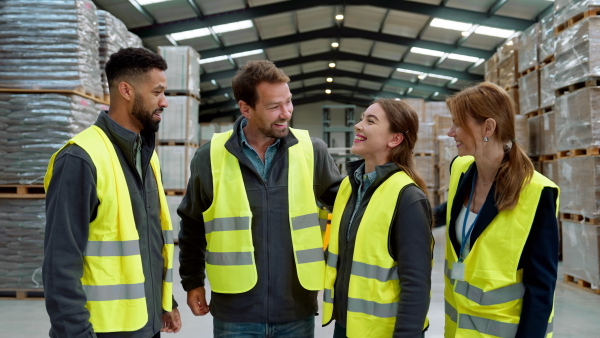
top-left (475, 26), bottom-right (515, 38)
top-left (230, 49), bottom-right (263, 58)
top-left (429, 18), bottom-right (472, 32)
top-left (329, 63), bottom-right (336, 68)
top-left (199, 55), bottom-right (229, 64)
top-left (325, 89), bottom-right (332, 94)
top-left (428, 73), bottom-right (455, 80)
top-left (461, 31), bottom-right (470, 37)
top-left (418, 74), bottom-right (427, 80)
top-left (433, 92), bottom-right (439, 96)
top-left (136, 0), bottom-right (170, 5)
top-left (335, 14), bottom-right (344, 20)
top-left (396, 68), bottom-right (426, 76)
top-left (331, 42), bottom-right (339, 47)
top-left (171, 28), bottom-right (210, 40)
top-left (410, 47), bottom-right (445, 58)
top-left (450, 78), bottom-right (458, 84)
top-left (447, 53), bottom-right (481, 63)
top-left (212, 20), bottom-right (253, 34)
top-left (407, 88), bottom-right (413, 94)
top-left (326, 77), bottom-right (333, 82)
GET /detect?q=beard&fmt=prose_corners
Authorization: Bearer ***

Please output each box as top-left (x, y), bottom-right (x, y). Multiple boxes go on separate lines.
top-left (132, 95), bottom-right (161, 133)
top-left (258, 120), bottom-right (289, 139)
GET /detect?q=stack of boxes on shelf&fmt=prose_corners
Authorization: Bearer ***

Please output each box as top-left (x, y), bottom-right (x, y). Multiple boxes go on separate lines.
top-left (156, 46), bottom-right (201, 241)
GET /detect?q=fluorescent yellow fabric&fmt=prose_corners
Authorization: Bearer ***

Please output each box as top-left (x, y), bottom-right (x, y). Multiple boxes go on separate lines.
top-left (44, 125), bottom-right (174, 332)
top-left (204, 128), bottom-right (325, 293)
top-left (444, 156), bottom-right (558, 338)
top-left (323, 172), bottom-right (428, 337)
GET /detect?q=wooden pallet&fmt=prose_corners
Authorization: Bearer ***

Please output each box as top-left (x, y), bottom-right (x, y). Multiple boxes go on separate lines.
top-left (539, 154), bottom-right (557, 161)
top-left (541, 54), bottom-right (555, 66)
top-left (564, 274), bottom-right (600, 295)
top-left (413, 152), bottom-right (434, 157)
top-left (555, 7), bottom-right (600, 35)
top-left (525, 106), bottom-right (553, 118)
top-left (555, 78), bottom-right (600, 97)
top-left (0, 185), bottom-right (45, 199)
top-left (559, 212), bottom-right (600, 225)
top-left (557, 148), bottom-right (600, 158)
top-left (519, 65), bottom-right (539, 78)
top-left (0, 289), bottom-right (44, 300)
top-left (164, 90), bottom-right (200, 101)
top-left (165, 189), bottom-right (185, 196)
top-left (0, 87), bottom-right (108, 105)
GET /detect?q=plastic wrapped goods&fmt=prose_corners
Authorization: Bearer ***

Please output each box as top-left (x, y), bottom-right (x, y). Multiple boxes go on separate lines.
top-left (0, 0), bottom-right (102, 98)
top-left (506, 86), bottom-right (520, 111)
top-left (97, 10), bottom-right (129, 98)
top-left (528, 115), bottom-right (541, 156)
top-left (514, 114), bottom-right (530, 154)
top-left (518, 70), bottom-right (539, 115)
top-left (555, 87), bottom-right (600, 151)
top-left (127, 32), bottom-right (144, 48)
top-left (518, 23), bottom-right (540, 73)
top-left (437, 136), bottom-right (458, 190)
top-left (0, 199), bottom-right (45, 289)
top-left (166, 195), bottom-right (183, 241)
top-left (424, 101), bottom-right (449, 124)
top-left (497, 35), bottom-right (520, 63)
top-left (497, 55), bottom-right (519, 89)
top-left (555, 17), bottom-right (600, 90)
top-left (542, 160), bottom-right (559, 183)
top-left (157, 145), bottom-right (196, 190)
top-left (558, 156), bottom-right (600, 217)
top-left (158, 46), bottom-right (201, 97)
top-left (158, 96), bottom-right (200, 144)
top-left (540, 62), bottom-right (556, 108)
top-left (555, 0), bottom-right (600, 29)
top-left (414, 122), bottom-right (435, 154)
top-left (0, 93), bottom-right (97, 184)
top-left (539, 12), bottom-right (555, 62)
top-left (561, 220), bottom-right (600, 287)
top-left (540, 111), bottom-right (557, 155)
top-left (414, 155), bottom-right (436, 189)
top-left (403, 98), bottom-right (425, 122)
top-left (199, 123), bottom-right (219, 146)
top-left (434, 114), bottom-right (452, 138)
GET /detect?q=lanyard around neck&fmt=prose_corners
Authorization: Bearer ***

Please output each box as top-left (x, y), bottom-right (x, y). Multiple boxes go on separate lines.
top-left (459, 173), bottom-right (481, 262)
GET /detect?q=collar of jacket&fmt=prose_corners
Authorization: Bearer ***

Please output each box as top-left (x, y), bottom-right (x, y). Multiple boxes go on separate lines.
top-left (448, 162), bottom-right (499, 256)
top-left (95, 111), bottom-right (156, 172)
top-left (345, 159), bottom-right (402, 191)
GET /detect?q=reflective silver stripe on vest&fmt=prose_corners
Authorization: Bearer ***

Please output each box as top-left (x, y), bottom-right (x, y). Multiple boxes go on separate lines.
top-left (324, 288), bottom-right (333, 303)
top-left (455, 280), bottom-right (524, 306)
top-left (291, 213), bottom-right (319, 231)
top-left (84, 240), bottom-right (140, 257)
top-left (327, 252), bottom-right (338, 268)
top-left (351, 261), bottom-right (398, 283)
top-left (163, 230), bottom-right (174, 245)
top-left (458, 313), bottom-right (518, 337)
top-left (207, 250), bottom-right (253, 266)
top-left (319, 218), bottom-right (328, 232)
top-left (444, 260), bottom-right (454, 282)
top-left (82, 283), bottom-right (145, 301)
top-left (296, 247), bottom-right (324, 264)
top-left (348, 297), bottom-right (397, 318)
top-left (205, 217), bottom-right (251, 234)
top-left (164, 268), bottom-right (173, 283)
top-left (445, 300), bottom-right (457, 323)
top-left (546, 319), bottom-right (553, 335)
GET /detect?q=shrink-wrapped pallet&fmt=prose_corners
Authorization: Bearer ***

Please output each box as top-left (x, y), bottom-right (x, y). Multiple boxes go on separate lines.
top-left (166, 195), bottom-right (183, 241)
top-left (424, 101), bottom-right (449, 124)
top-left (0, 93), bottom-right (97, 184)
top-left (219, 122), bottom-right (235, 134)
top-left (518, 70), bottom-right (539, 114)
top-left (199, 123), bottom-right (219, 146)
top-left (514, 114), bottom-right (530, 154)
top-left (542, 160), bottom-right (559, 183)
top-left (558, 156), bottom-right (600, 217)
top-left (561, 220), bottom-right (600, 287)
top-left (434, 114), bottom-right (452, 138)
top-left (427, 189), bottom-right (438, 210)
top-left (414, 155), bottom-right (436, 189)
top-left (497, 35), bottom-right (520, 63)
top-left (158, 96), bottom-right (200, 144)
top-left (485, 53), bottom-right (499, 84)
top-left (540, 111), bottom-right (557, 155)
top-left (437, 136), bottom-right (458, 190)
top-left (518, 23), bottom-right (540, 73)
top-left (506, 86), bottom-right (519, 111)
top-left (414, 122), bottom-right (435, 154)
top-left (540, 62), bottom-right (556, 108)
top-left (157, 145), bottom-right (196, 190)
top-left (539, 11), bottom-right (555, 62)
top-left (498, 54), bottom-right (519, 89)
top-left (555, 0), bottom-right (600, 29)
top-left (555, 87), bottom-right (600, 151)
top-left (127, 32), bottom-right (144, 48)
top-left (528, 115), bottom-right (541, 156)
top-left (437, 187), bottom-right (448, 205)
top-left (0, 199), bottom-right (45, 289)
top-left (97, 10), bottom-right (129, 98)
top-left (403, 98), bottom-right (425, 122)
top-left (158, 46), bottom-right (201, 97)
top-left (555, 17), bottom-right (600, 90)
top-left (0, 0), bottom-right (102, 98)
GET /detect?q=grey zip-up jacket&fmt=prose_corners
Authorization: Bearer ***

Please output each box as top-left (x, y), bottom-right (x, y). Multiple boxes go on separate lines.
top-left (330, 160), bottom-right (433, 337)
top-left (178, 116), bottom-right (342, 323)
top-left (44, 111), bottom-right (176, 338)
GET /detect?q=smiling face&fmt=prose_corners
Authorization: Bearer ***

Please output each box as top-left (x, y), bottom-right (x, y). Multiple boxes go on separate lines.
top-left (244, 81), bottom-right (293, 140)
top-left (131, 68), bottom-right (168, 133)
top-left (447, 116), bottom-right (482, 156)
top-left (351, 103), bottom-right (399, 163)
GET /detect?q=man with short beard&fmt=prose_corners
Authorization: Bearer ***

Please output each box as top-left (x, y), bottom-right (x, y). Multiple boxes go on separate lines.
top-left (43, 47), bottom-right (181, 338)
top-left (178, 60), bottom-right (342, 337)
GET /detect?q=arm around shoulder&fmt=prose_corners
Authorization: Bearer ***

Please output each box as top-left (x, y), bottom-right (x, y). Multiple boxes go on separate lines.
top-left (311, 137), bottom-right (343, 208)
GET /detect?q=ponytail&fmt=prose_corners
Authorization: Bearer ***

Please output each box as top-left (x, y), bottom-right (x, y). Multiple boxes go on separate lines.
top-left (495, 141), bottom-right (534, 211)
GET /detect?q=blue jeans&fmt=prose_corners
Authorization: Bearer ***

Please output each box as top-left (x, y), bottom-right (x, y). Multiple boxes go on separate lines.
top-left (214, 315), bottom-right (315, 338)
top-left (333, 321), bottom-right (425, 338)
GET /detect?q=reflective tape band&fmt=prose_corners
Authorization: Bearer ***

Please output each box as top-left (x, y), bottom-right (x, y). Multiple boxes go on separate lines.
top-left (324, 288), bottom-right (333, 303)
top-left (164, 268), bottom-right (173, 283)
top-left (351, 261), bottom-right (398, 283)
top-left (327, 252), bottom-right (338, 268)
top-left (455, 280), bottom-right (524, 306)
top-left (84, 240), bottom-right (140, 257)
top-left (291, 213), bottom-right (319, 231)
top-left (207, 251), bottom-right (253, 266)
top-left (163, 230), bottom-right (174, 245)
top-left (444, 260), bottom-right (454, 282)
top-left (348, 297), bottom-right (397, 318)
top-left (296, 247), bottom-right (324, 264)
top-left (319, 218), bottom-right (328, 232)
top-left (546, 319), bottom-right (553, 334)
top-left (445, 300), bottom-right (458, 323)
top-left (82, 283), bottom-right (145, 301)
top-left (458, 313), bottom-right (518, 337)
top-left (205, 217), bottom-right (250, 234)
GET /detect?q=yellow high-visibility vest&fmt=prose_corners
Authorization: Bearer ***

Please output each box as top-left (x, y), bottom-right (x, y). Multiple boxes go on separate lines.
top-left (203, 128), bottom-right (325, 293)
top-left (44, 125), bottom-right (174, 332)
top-left (323, 171), bottom-right (429, 337)
top-left (444, 156), bottom-right (559, 338)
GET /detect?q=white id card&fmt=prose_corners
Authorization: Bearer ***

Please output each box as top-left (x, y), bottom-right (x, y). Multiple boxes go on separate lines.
top-left (450, 262), bottom-right (465, 281)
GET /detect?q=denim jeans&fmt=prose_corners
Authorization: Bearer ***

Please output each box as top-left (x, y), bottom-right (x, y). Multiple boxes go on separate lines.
top-left (333, 321), bottom-right (425, 338)
top-left (213, 315), bottom-right (315, 338)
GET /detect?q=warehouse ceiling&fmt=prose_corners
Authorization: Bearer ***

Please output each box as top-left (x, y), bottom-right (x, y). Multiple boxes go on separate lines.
top-left (92, 0), bottom-right (554, 121)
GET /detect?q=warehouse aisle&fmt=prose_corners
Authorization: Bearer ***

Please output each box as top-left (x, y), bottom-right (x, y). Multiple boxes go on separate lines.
top-left (1, 227), bottom-right (599, 337)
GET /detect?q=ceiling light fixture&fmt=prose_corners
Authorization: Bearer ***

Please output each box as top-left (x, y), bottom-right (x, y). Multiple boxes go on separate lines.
top-left (475, 26), bottom-right (515, 38)
top-left (410, 47), bottom-right (445, 58)
top-left (136, 0), bottom-right (170, 5)
top-left (329, 62), bottom-right (336, 68)
top-left (407, 88), bottom-right (413, 94)
top-left (325, 89), bottom-right (332, 94)
top-left (428, 73), bottom-right (455, 80)
top-left (418, 74), bottom-right (427, 80)
top-left (396, 68), bottom-right (426, 76)
top-left (429, 18), bottom-right (473, 32)
top-left (230, 49), bottom-right (264, 58)
top-left (331, 42), bottom-right (339, 48)
top-left (212, 20), bottom-right (254, 34)
top-left (335, 14), bottom-right (344, 20)
top-left (447, 53), bottom-right (481, 63)
top-left (461, 31), bottom-right (470, 37)
top-left (326, 77), bottom-right (333, 82)
top-left (199, 55), bottom-right (229, 64)
top-left (171, 28), bottom-right (210, 40)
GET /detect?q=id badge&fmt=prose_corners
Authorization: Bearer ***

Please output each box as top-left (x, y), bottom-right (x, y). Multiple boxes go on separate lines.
top-left (450, 262), bottom-right (465, 281)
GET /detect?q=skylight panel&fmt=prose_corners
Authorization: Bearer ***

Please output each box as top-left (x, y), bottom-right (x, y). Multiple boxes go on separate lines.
top-left (199, 55), bottom-right (229, 64)
top-left (429, 18), bottom-right (473, 32)
top-left (447, 54), bottom-right (482, 63)
top-left (171, 28), bottom-right (210, 41)
top-left (475, 26), bottom-right (515, 38)
top-left (410, 47), bottom-right (445, 58)
top-left (230, 49), bottom-right (264, 58)
top-left (212, 20), bottom-right (254, 34)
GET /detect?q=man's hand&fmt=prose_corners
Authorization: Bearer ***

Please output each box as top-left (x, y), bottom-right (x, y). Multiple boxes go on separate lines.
top-left (161, 307), bottom-right (182, 333)
top-left (187, 286), bottom-right (209, 316)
